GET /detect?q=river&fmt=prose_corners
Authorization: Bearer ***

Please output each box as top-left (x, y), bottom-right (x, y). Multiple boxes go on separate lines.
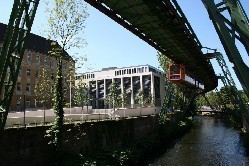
top-left (147, 116), bottom-right (249, 166)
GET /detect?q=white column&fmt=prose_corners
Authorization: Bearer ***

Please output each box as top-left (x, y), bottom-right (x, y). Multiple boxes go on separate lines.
top-left (103, 79), bottom-right (106, 99)
top-left (121, 77), bottom-right (124, 94)
top-left (104, 79), bottom-right (108, 109)
top-left (121, 77), bottom-right (124, 108)
top-left (140, 75), bottom-right (143, 106)
top-left (96, 80), bottom-right (98, 109)
top-left (151, 73), bottom-right (155, 106)
top-left (140, 75), bottom-right (143, 92)
top-left (131, 76), bottom-right (134, 108)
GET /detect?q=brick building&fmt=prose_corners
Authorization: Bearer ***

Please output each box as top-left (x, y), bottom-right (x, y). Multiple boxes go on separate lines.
top-left (0, 23), bottom-right (74, 111)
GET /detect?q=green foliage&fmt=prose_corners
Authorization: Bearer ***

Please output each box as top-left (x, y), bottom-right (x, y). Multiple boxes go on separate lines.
top-left (112, 149), bottom-right (132, 165)
top-left (121, 91), bottom-right (130, 108)
top-left (74, 77), bottom-right (92, 110)
top-left (52, 55), bottom-right (64, 151)
top-left (198, 91), bottom-right (220, 109)
top-left (64, 102), bottom-right (70, 108)
top-left (34, 68), bottom-right (53, 107)
top-left (45, 0), bottom-right (89, 51)
top-left (144, 90), bottom-right (154, 106)
top-left (106, 82), bottom-right (122, 109)
top-left (44, 0), bottom-right (89, 156)
top-left (135, 90), bottom-right (144, 106)
top-left (157, 51), bottom-right (172, 71)
top-left (196, 95), bottom-right (207, 108)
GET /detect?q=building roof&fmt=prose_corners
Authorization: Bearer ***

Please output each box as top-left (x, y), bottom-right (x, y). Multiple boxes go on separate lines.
top-left (80, 64), bottom-right (164, 74)
top-left (0, 22), bottom-right (73, 61)
top-left (78, 64), bottom-right (165, 77)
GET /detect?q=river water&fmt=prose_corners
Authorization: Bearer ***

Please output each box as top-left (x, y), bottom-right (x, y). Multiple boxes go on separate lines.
top-left (148, 116), bottom-right (249, 166)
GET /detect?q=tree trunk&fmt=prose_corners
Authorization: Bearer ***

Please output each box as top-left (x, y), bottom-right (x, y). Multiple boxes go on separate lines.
top-left (53, 57), bottom-right (64, 152)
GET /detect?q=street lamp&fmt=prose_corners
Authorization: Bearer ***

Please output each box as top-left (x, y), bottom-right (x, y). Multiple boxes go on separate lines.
top-left (23, 92), bottom-right (26, 127)
top-left (69, 66), bottom-right (74, 114)
top-left (70, 75), bottom-right (72, 114)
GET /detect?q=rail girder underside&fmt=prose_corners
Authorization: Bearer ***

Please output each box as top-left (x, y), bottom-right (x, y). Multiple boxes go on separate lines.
top-left (85, 0), bottom-right (218, 92)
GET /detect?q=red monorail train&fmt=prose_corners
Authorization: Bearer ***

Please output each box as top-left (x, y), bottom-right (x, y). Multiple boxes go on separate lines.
top-left (168, 64), bottom-right (204, 90)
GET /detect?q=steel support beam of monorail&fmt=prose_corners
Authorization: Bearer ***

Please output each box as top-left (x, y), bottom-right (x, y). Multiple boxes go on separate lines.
top-left (0, 0), bottom-right (40, 131)
top-left (202, 0), bottom-right (249, 99)
top-left (216, 52), bottom-right (249, 119)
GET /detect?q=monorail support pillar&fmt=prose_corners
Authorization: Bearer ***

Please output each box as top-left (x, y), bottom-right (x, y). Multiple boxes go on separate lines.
top-left (0, 0), bottom-right (40, 131)
top-left (202, 0), bottom-right (249, 99)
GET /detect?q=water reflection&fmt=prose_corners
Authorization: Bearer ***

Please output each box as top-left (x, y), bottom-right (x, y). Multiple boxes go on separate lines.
top-left (148, 116), bottom-right (249, 166)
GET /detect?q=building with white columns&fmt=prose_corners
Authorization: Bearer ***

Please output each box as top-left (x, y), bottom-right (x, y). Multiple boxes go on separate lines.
top-left (76, 65), bottom-right (166, 109)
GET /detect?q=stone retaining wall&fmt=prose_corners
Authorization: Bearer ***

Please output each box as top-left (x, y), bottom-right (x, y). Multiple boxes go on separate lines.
top-left (0, 113), bottom-right (183, 166)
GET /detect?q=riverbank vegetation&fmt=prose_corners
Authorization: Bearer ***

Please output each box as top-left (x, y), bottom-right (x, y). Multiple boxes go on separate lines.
top-left (196, 86), bottom-right (249, 128)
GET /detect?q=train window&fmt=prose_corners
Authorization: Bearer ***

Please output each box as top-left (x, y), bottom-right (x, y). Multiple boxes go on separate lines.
top-left (170, 65), bottom-right (180, 74)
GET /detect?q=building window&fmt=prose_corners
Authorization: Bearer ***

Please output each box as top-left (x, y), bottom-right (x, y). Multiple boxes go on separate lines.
top-left (64, 76), bottom-right (67, 83)
top-left (26, 83), bottom-right (30, 91)
top-left (129, 69), bottom-right (131, 74)
top-left (43, 56), bottom-right (47, 66)
top-left (18, 69), bottom-right (21, 77)
top-left (75, 76), bottom-right (80, 80)
top-left (7, 67), bottom-right (10, 76)
top-left (36, 55), bottom-right (40, 65)
top-left (134, 68), bottom-right (136, 73)
top-left (27, 69), bottom-right (31, 77)
top-left (35, 69), bottom-right (39, 78)
top-left (63, 62), bottom-right (67, 70)
top-left (17, 82), bottom-right (21, 91)
top-left (26, 100), bottom-right (30, 107)
top-left (16, 98), bottom-right (21, 106)
top-left (50, 60), bottom-right (54, 69)
top-left (27, 53), bottom-right (31, 63)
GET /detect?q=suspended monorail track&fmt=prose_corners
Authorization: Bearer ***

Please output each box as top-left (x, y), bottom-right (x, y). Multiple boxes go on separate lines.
top-left (84, 0), bottom-right (218, 92)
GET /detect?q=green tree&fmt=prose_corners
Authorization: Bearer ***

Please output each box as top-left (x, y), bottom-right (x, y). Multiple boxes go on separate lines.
top-left (74, 78), bottom-right (92, 116)
top-left (196, 95), bottom-right (207, 108)
top-left (34, 69), bottom-right (53, 123)
top-left (240, 90), bottom-right (249, 108)
top-left (135, 90), bottom-right (144, 107)
top-left (144, 90), bottom-right (154, 106)
top-left (44, 0), bottom-right (89, 153)
top-left (157, 52), bottom-right (172, 72)
top-left (121, 91), bottom-right (130, 108)
top-left (106, 82), bottom-right (121, 117)
top-left (157, 52), bottom-right (181, 111)
top-left (219, 86), bottom-right (235, 109)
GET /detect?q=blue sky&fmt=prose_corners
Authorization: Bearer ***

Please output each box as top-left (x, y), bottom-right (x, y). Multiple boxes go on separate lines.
top-left (1, 0), bottom-right (249, 90)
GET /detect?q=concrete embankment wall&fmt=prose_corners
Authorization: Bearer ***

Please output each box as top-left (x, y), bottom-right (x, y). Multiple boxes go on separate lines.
top-left (0, 113), bottom-right (183, 166)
